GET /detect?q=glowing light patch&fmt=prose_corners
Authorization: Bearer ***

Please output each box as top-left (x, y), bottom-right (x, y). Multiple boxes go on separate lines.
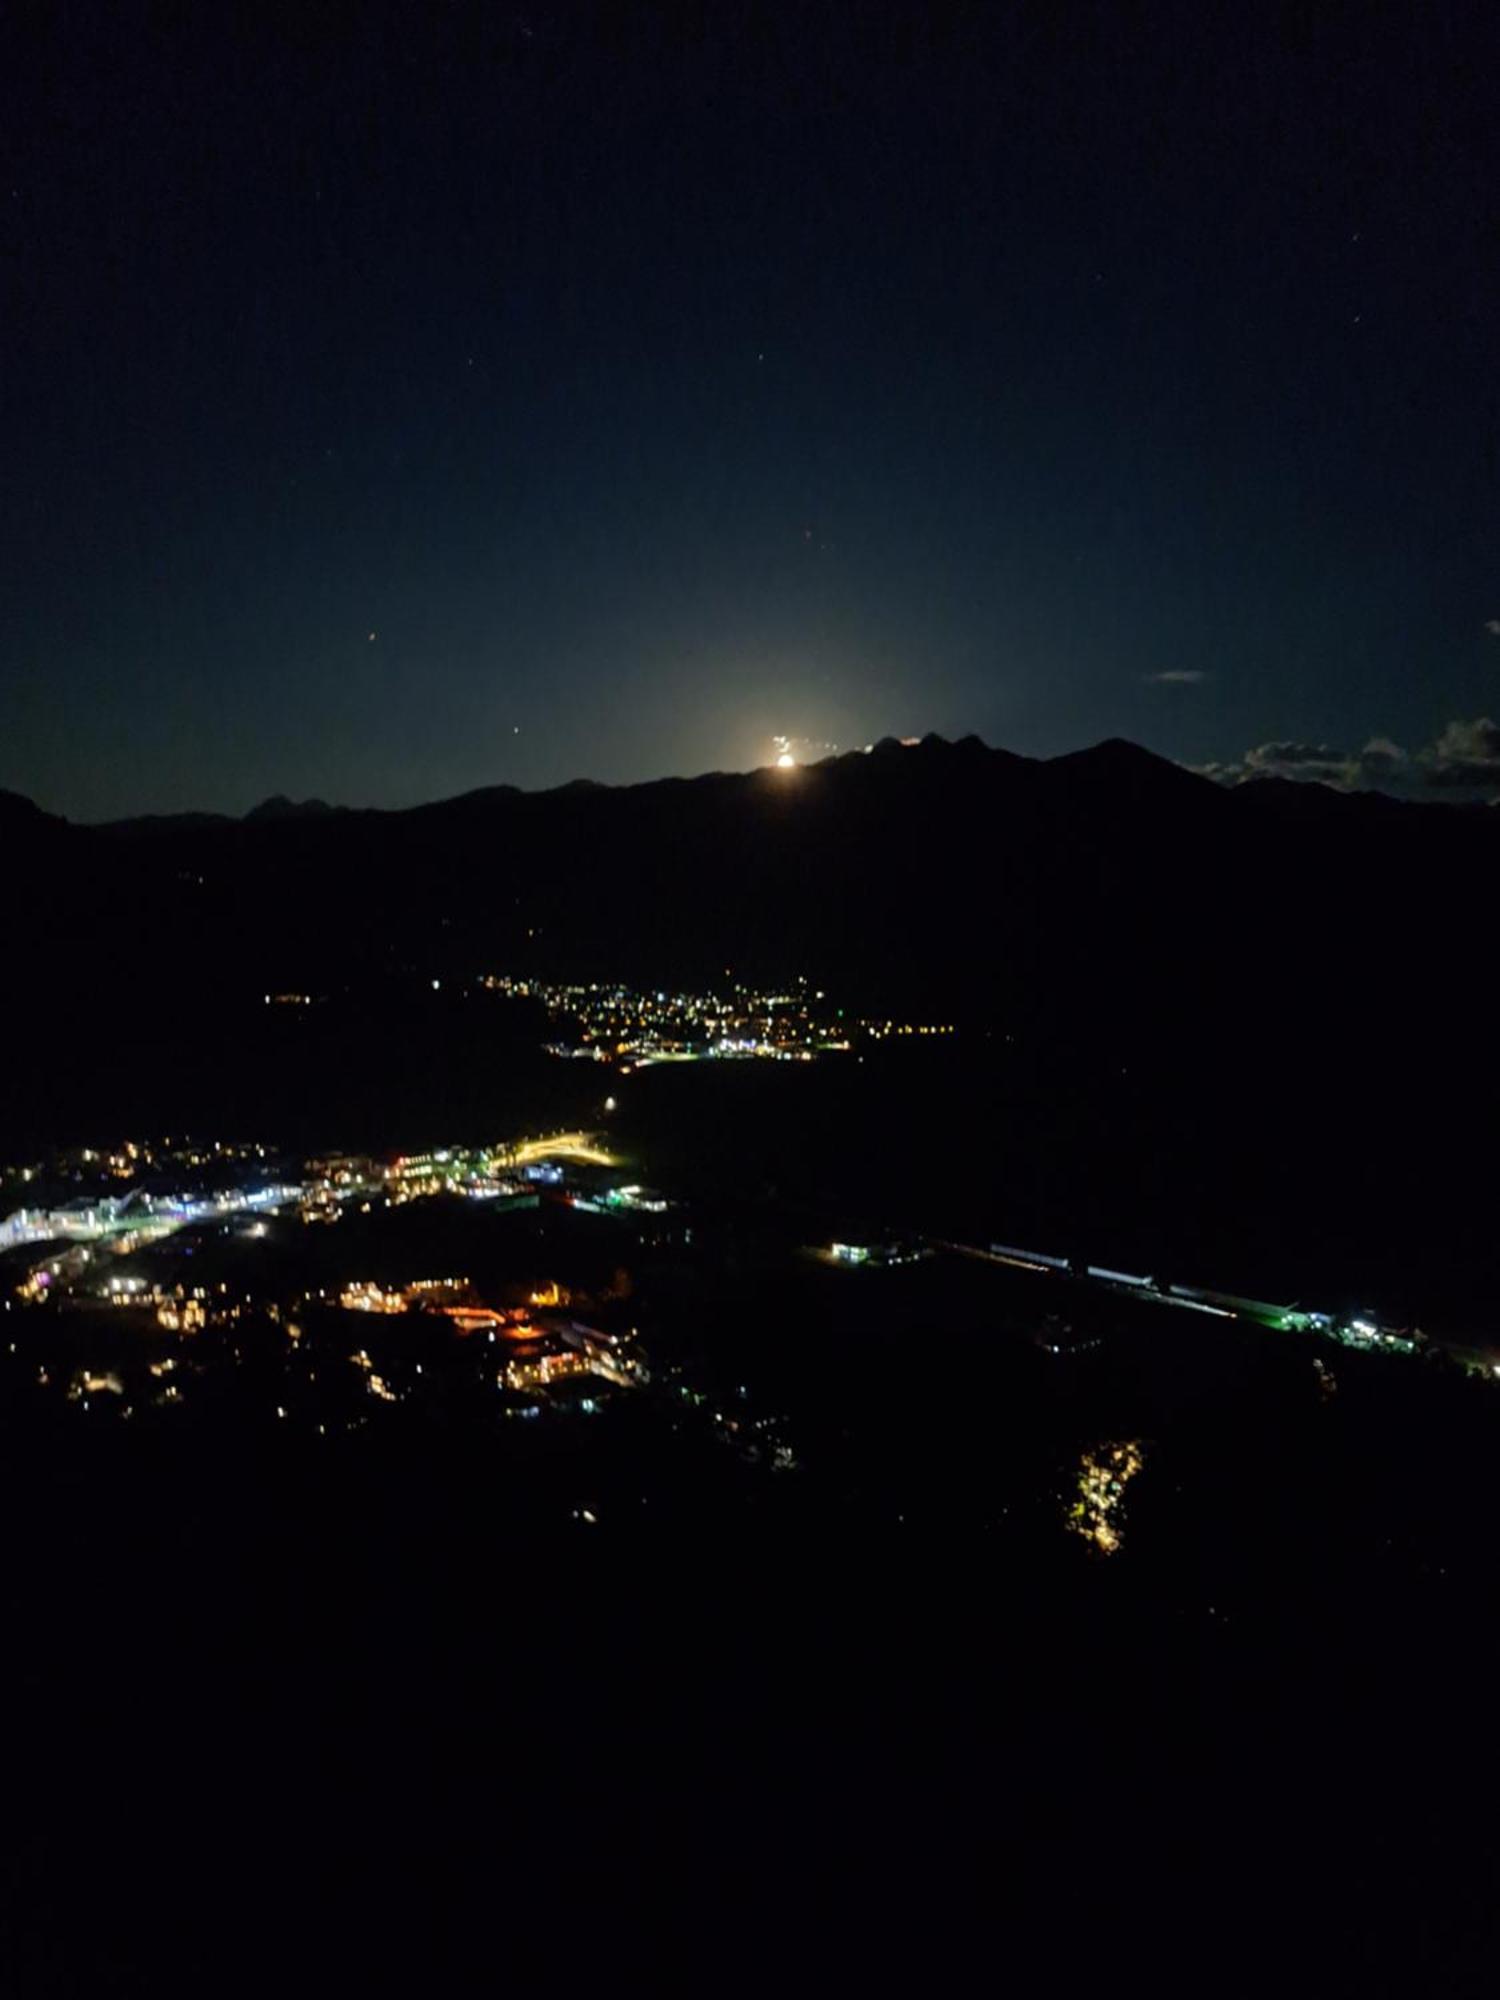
top-left (1068, 1440), bottom-right (1145, 1555)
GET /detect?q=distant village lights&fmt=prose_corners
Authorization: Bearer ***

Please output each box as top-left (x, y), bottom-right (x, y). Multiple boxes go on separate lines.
top-left (485, 973), bottom-right (954, 1068)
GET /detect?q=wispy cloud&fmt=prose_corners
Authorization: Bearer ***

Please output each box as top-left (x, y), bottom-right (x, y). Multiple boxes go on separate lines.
top-left (1484, 619), bottom-right (1500, 637)
top-left (1242, 741), bottom-right (1352, 784)
top-left (1144, 669), bottom-right (1207, 685)
top-left (1194, 720), bottom-right (1498, 800)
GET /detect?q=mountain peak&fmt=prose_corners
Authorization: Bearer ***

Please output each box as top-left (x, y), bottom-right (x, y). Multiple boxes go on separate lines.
top-left (245, 795), bottom-right (339, 822)
top-left (1057, 736), bottom-right (1174, 770)
top-left (1049, 737), bottom-right (1211, 787)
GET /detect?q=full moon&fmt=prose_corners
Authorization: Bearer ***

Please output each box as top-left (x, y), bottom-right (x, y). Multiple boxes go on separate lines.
top-left (777, 751), bottom-right (796, 769)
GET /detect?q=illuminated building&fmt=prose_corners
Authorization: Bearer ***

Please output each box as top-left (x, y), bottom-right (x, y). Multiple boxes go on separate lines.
top-left (498, 1319), bottom-right (646, 1397)
top-left (341, 1281), bottom-right (407, 1314)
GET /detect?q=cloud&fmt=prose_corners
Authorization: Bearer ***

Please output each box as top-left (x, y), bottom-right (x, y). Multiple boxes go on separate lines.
top-left (1145, 669), bottom-right (1208, 685)
top-left (1189, 760), bottom-right (1244, 784)
top-left (1196, 719), bottom-right (1499, 799)
top-left (1356, 736), bottom-right (1408, 777)
top-left (1188, 740), bottom-right (1357, 787)
top-left (1242, 741), bottom-right (1353, 784)
top-left (1418, 716), bottom-right (1500, 788)
top-left (1485, 619), bottom-right (1500, 637)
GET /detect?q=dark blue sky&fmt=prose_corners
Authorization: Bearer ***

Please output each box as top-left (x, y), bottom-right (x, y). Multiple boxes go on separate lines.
top-left (4, 3), bottom-right (1498, 818)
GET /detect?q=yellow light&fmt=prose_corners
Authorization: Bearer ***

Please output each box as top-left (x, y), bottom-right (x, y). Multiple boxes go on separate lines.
top-left (776, 752), bottom-right (795, 769)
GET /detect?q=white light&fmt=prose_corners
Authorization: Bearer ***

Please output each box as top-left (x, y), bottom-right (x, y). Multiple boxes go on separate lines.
top-left (776, 752), bottom-right (795, 769)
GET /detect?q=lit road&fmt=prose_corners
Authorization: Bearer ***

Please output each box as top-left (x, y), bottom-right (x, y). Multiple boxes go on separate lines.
top-left (938, 1238), bottom-right (1240, 1316)
top-left (508, 1131), bottom-right (619, 1168)
top-left (0, 1184), bottom-right (299, 1254)
top-left (935, 1239), bottom-right (1061, 1277)
top-left (928, 1234), bottom-right (1439, 1358)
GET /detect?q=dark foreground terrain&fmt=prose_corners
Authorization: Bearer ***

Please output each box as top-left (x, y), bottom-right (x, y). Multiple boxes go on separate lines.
top-left (5, 1167), bottom-right (1500, 1994)
top-left (4, 739), bottom-right (1497, 1991)
top-left (5, 1430), bottom-right (1497, 1997)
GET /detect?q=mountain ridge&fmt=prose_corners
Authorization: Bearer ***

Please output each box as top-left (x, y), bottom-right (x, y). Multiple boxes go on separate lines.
top-left (12, 731), bottom-right (1490, 832)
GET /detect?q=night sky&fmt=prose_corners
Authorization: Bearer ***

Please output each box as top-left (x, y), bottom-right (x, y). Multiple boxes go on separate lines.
top-left (4, 3), bottom-right (1498, 819)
